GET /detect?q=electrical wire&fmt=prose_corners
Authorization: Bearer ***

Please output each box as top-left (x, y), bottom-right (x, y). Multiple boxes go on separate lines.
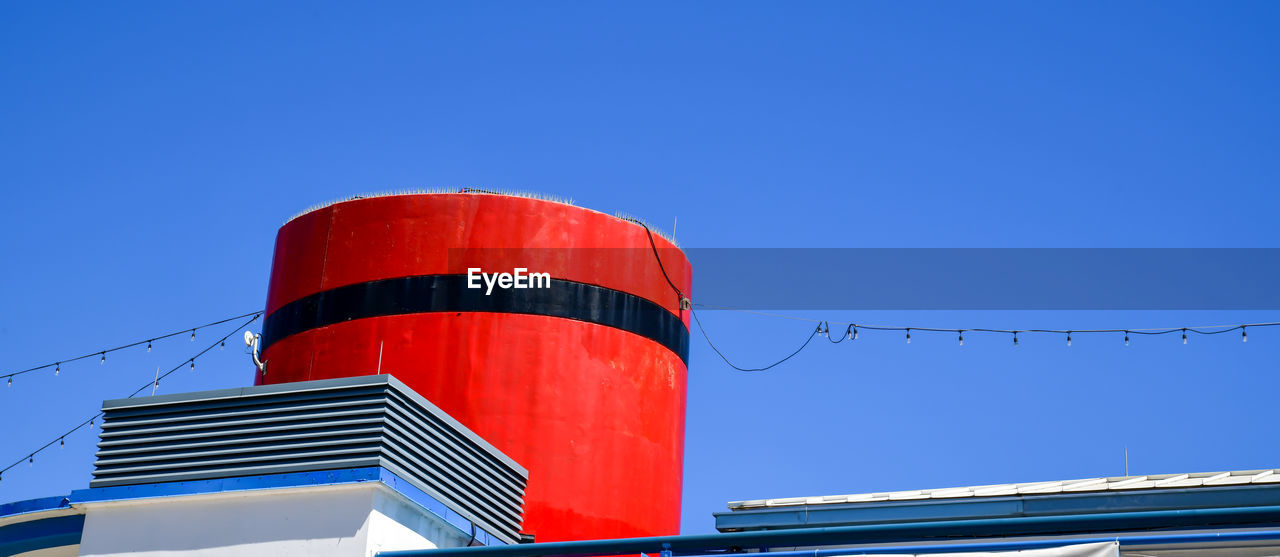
top-left (0, 313), bottom-right (261, 481)
top-left (2, 311), bottom-right (263, 383)
top-left (627, 220), bottom-right (827, 371)
top-left (619, 217), bottom-right (686, 305)
top-left (691, 308), bottom-right (819, 372)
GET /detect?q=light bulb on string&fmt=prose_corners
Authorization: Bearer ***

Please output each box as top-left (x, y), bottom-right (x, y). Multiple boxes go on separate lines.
top-left (1242, 327), bottom-right (1248, 343)
top-left (28, 456), bottom-right (33, 467)
top-left (1124, 331), bottom-right (1130, 346)
top-left (55, 362), bottom-right (60, 376)
top-left (191, 329), bottom-right (196, 341)
top-left (1067, 332), bottom-right (1072, 347)
top-left (7, 377), bottom-right (11, 387)
top-left (906, 328), bottom-right (911, 344)
top-left (100, 352), bottom-right (106, 364)
top-left (1182, 329), bottom-right (1188, 344)
top-left (190, 359), bottom-right (196, 371)
top-left (220, 340), bottom-right (225, 350)
top-left (89, 419), bottom-right (94, 430)
top-left (957, 331), bottom-right (964, 346)
top-left (147, 340), bottom-right (152, 352)
top-left (60, 438), bottom-right (64, 448)
top-left (1013, 332), bottom-right (1019, 346)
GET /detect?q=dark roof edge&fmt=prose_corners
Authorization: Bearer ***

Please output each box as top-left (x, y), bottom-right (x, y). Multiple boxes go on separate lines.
top-left (714, 483), bottom-right (1280, 532)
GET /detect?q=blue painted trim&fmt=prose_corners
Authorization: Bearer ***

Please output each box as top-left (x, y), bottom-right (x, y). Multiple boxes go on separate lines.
top-left (67, 467), bottom-right (507, 546)
top-left (379, 505), bottom-right (1280, 557)
top-left (0, 495), bottom-right (71, 519)
top-left (0, 514), bottom-right (84, 555)
top-left (70, 467), bottom-right (385, 503)
top-left (705, 529), bottom-right (1280, 555)
top-left (377, 468), bottom-right (503, 546)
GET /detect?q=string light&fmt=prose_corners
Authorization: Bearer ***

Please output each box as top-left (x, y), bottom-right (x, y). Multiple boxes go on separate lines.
top-left (632, 228), bottom-right (1277, 375)
top-left (189, 360), bottom-right (195, 371)
top-left (640, 224), bottom-right (1280, 375)
top-left (690, 304), bottom-right (1278, 351)
top-left (191, 329), bottom-right (196, 342)
top-left (0, 313), bottom-right (262, 483)
top-left (692, 310), bottom-right (1280, 374)
top-left (0, 311), bottom-right (262, 385)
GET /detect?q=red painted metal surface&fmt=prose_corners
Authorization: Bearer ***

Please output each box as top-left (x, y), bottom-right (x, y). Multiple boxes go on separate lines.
top-left (258, 193), bottom-right (691, 542)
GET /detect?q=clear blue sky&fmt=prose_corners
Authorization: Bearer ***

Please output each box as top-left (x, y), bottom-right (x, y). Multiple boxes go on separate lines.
top-left (1, 1), bottom-right (1277, 535)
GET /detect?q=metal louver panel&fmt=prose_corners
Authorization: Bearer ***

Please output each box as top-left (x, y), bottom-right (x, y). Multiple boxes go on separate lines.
top-left (92, 375), bottom-right (528, 544)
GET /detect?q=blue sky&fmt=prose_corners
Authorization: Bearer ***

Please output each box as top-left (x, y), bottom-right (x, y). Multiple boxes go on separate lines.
top-left (1, 1), bottom-right (1277, 535)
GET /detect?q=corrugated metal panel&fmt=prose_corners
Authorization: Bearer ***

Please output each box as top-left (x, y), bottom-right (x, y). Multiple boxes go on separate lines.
top-left (91, 375), bottom-right (527, 544)
top-left (727, 470), bottom-right (1280, 511)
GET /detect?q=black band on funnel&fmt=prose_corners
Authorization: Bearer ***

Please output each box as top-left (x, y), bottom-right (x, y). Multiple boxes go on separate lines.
top-left (261, 275), bottom-right (690, 363)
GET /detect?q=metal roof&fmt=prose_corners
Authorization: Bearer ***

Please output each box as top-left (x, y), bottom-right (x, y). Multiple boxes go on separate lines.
top-left (727, 470), bottom-right (1280, 510)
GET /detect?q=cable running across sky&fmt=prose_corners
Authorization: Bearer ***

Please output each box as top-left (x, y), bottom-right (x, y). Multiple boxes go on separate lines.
top-left (2, 311), bottom-right (264, 384)
top-left (0, 313), bottom-right (261, 484)
top-left (691, 304), bottom-right (1276, 371)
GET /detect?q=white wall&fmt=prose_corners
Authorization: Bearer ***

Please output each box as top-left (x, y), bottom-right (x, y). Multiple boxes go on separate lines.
top-left (368, 488), bottom-right (473, 553)
top-left (77, 483), bottom-right (462, 557)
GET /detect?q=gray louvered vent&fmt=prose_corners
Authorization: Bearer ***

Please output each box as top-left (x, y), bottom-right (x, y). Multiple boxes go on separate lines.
top-left (92, 375), bottom-right (527, 543)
